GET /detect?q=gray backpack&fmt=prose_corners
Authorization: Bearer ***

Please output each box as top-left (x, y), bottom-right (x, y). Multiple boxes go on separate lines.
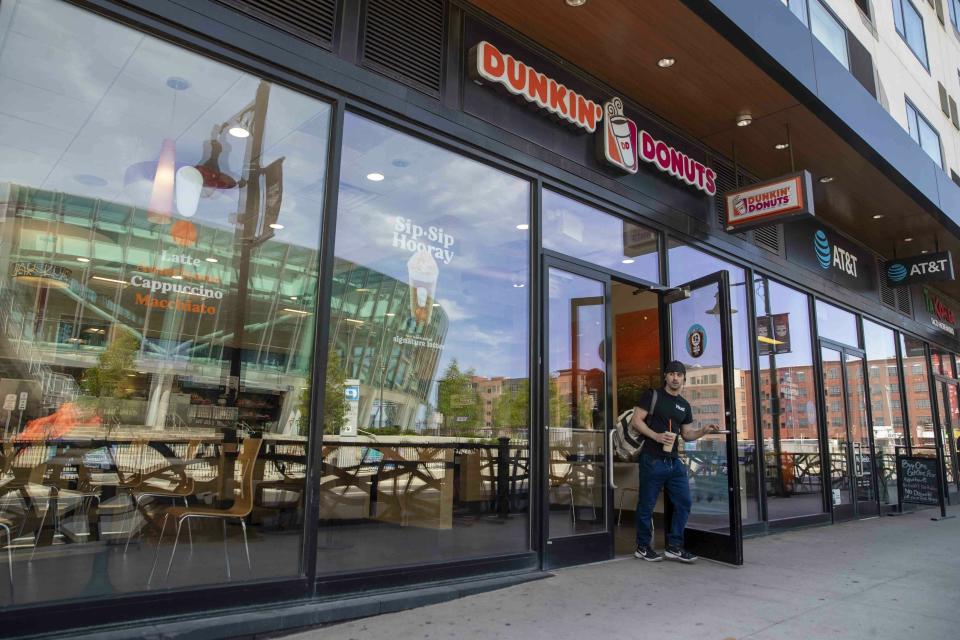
top-left (612, 390), bottom-right (657, 462)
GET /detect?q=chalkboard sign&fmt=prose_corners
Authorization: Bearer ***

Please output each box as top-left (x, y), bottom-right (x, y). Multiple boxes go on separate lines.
top-left (897, 456), bottom-right (942, 507)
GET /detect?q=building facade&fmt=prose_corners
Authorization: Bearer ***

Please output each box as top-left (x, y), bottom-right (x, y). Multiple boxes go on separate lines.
top-left (2, 0), bottom-right (960, 636)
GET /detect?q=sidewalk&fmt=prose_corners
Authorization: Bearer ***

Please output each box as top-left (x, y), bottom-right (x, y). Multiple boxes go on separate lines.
top-left (279, 507), bottom-right (960, 640)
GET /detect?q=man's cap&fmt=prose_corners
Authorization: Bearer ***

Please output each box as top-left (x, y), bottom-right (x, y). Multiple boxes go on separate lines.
top-left (664, 360), bottom-right (686, 376)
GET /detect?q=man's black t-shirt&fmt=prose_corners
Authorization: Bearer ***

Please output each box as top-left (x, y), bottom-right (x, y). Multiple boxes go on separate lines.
top-left (635, 388), bottom-right (693, 458)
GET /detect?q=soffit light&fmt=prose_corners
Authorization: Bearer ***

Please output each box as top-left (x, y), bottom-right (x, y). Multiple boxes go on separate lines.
top-left (904, 237), bottom-right (914, 242)
top-left (774, 142), bottom-right (790, 150)
top-left (818, 176), bottom-right (834, 183)
top-left (366, 172), bottom-right (385, 182)
top-left (565, 0), bottom-right (587, 6)
top-left (516, 223), bottom-right (529, 230)
top-left (872, 214), bottom-right (884, 219)
top-left (622, 258), bottom-right (635, 264)
top-left (657, 57), bottom-right (675, 68)
top-left (735, 113), bottom-right (752, 127)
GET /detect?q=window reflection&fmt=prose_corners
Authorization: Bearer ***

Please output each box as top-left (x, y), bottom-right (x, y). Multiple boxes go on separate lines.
top-left (863, 320), bottom-right (906, 505)
top-left (319, 114), bottom-right (530, 573)
top-left (0, 0), bottom-right (328, 605)
top-left (755, 278), bottom-right (825, 519)
top-left (815, 300), bottom-right (858, 347)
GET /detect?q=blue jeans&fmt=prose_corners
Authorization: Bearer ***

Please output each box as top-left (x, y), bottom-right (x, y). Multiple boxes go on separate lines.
top-left (635, 454), bottom-right (692, 548)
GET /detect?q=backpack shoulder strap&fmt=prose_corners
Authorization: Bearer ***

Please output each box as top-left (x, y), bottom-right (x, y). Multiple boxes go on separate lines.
top-left (649, 389), bottom-right (657, 417)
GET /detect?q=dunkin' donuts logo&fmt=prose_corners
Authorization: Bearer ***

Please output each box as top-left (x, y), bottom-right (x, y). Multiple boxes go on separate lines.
top-left (602, 98), bottom-right (638, 174)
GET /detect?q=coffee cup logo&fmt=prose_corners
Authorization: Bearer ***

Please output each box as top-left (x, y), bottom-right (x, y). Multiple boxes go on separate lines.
top-left (686, 323), bottom-right (706, 358)
top-left (602, 97), bottom-right (638, 174)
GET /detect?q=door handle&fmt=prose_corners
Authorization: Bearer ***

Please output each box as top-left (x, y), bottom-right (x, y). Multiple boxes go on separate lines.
top-left (853, 442), bottom-right (863, 477)
top-left (608, 429), bottom-right (617, 489)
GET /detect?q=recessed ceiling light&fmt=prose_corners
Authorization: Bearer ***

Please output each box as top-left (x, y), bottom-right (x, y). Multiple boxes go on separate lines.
top-left (622, 258), bottom-right (635, 264)
top-left (171, 275), bottom-right (183, 280)
top-left (76, 257), bottom-right (90, 263)
top-left (366, 172), bottom-right (385, 182)
top-left (565, 0), bottom-right (587, 6)
top-left (289, 296), bottom-right (298, 300)
top-left (228, 126), bottom-right (250, 138)
top-left (774, 143), bottom-right (790, 150)
top-left (818, 176), bottom-right (834, 183)
top-left (385, 312), bottom-right (396, 317)
top-left (657, 57), bottom-right (675, 68)
top-left (91, 276), bottom-right (128, 286)
top-left (269, 223), bottom-right (284, 230)
top-left (516, 223), bottom-right (529, 230)
top-left (921, 249), bottom-right (929, 254)
top-left (904, 237), bottom-right (914, 242)
top-left (736, 113), bottom-right (753, 127)
top-left (872, 214), bottom-right (884, 219)
top-left (205, 257), bottom-right (218, 263)
top-left (166, 77), bottom-right (190, 91)
top-left (513, 283), bottom-right (526, 288)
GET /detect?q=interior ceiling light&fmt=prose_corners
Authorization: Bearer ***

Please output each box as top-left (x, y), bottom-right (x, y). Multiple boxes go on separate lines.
top-left (516, 223), bottom-right (529, 230)
top-left (91, 276), bottom-right (128, 286)
top-left (921, 249), bottom-right (929, 254)
top-left (904, 237), bottom-right (914, 242)
top-left (735, 113), bottom-right (753, 127)
top-left (657, 57), bottom-right (675, 68)
top-left (872, 214), bottom-right (884, 219)
top-left (228, 126), bottom-right (250, 138)
top-left (205, 257), bottom-right (218, 263)
top-left (622, 258), bottom-right (635, 264)
top-left (818, 176), bottom-right (834, 183)
top-left (76, 257), bottom-right (90, 263)
top-left (366, 172), bottom-right (385, 182)
top-left (774, 142), bottom-right (790, 150)
top-left (565, 0), bottom-right (587, 6)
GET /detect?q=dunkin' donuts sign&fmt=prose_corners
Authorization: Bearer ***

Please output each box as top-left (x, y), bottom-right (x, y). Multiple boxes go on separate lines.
top-left (469, 40), bottom-right (716, 196)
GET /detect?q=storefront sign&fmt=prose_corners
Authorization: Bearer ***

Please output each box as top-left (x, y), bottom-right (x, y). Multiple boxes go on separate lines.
top-left (469, 38), bottom-right (715, 196)
top-left (920, 287), bottom-right (956, 336)
top-left (885, 251), bottom-right (954, 288)
top-left (11, 261), bottom-right (72, 288)
top-left (724, 171), bottom-right (813, 232)
top-left (756, 313), bottom-right (791, 355)
top-left (783, 220), bottom-right (877, 296)
top-left (686, 323), bottom-right (706, 358)
top-left (469, 40), bottom-right (603, 132)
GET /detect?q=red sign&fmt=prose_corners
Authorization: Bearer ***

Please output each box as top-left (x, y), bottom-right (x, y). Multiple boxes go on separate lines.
top-left (470, 41), bottom-right (603, 133)
top-left (638, 131), bottom-right (716, 195)
top-left (724, 171), bottom-right (813, 232)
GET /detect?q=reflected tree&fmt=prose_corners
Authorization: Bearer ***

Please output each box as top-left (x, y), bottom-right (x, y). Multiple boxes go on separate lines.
top-left (437, 359), bottom-right (482, 433)
top-left (301, 350), bottom-right (349, 435)
top-left (80, 328), bottom-right (139, 399)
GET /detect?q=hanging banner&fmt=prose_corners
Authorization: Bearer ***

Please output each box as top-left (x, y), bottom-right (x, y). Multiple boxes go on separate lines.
top-left (262, 157), bottom-right (284, 233)
top-left (756, 313), bottom-right (792, 355)
top-left (884, 251), bottom-right (954, 288)
top-left (724, 171), bottom-right (814, 232)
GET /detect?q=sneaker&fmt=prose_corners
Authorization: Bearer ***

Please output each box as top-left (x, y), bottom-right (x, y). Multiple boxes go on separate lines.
top-left (634, 545), bottom-right (662, 562)
top-left (664, 546), bottom-right (698, 563)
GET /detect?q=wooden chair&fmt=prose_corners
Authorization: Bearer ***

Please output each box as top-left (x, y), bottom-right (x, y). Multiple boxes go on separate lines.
top-left (148, 438), bottom-right (262, 585)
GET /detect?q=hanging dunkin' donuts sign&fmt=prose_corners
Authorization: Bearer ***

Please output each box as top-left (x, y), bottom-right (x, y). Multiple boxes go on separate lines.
top-left (469, 40), bottom-right (716, 196)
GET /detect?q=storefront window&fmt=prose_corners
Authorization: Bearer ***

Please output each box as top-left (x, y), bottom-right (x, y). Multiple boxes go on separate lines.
top-left (901, 336), bottom-right (935, 452)
top-left (863, 320), bottom-right (905, 505)
top-left (320, 114), bottom-right (530, 573)
top-left (0, 0), bottom-right (329, 605)
top-left (542, 191), bottom-right (659, 283)
top-left (755, 279), bottom-right (825, 520)
top-left (668, 243), bottom-right (759, 524)
top-left (815, 300), bottom-right (858, 347)
top-left (930, 346), bottom-right (956, 378)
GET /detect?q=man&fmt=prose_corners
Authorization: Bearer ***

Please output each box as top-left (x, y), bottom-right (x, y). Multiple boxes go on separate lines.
top-left (631, 360), bottom-right (720, 563)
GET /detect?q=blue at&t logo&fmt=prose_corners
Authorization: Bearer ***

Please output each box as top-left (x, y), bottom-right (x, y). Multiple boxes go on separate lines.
top-left (813, 230), bottom-right (831, 270)
top-left (887, 262), bottom-right (908, 283)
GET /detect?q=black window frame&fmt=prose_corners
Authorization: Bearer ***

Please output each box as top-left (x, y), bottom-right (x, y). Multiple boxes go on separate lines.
top-left (893, 0), bottom-right (931, 71)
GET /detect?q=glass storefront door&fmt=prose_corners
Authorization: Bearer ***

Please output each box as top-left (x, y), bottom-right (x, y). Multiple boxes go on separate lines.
top-left (820, 343), bottom-right (879, 520)
top-left (666, 272), bottom-right (742, 565)
top-left (932, 377), bottom-right (959, 500)
top-left (541, 259), bottom-right (611, 567)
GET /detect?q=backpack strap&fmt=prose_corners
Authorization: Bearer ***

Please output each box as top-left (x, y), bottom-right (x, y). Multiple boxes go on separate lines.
top-left (649, 389), bottom-right (657, 419)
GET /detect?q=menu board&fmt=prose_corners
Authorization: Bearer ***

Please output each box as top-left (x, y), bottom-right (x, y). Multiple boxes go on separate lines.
top-left (897, 456), bottom-right (942, 507)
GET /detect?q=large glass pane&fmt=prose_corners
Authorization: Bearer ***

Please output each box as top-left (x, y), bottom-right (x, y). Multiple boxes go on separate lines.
top-left (810, 0), bottom-right (849, 69)
top-left (901, 336), bottom-right (935, 452)
top-left (756, 279), bottom-right (825, 520)
top-left (320, 114), bottom-right (530, 574)
top-left (933, 382), bottom-right (958, 489)
top-left (542, 191), bottom-right (659, 283)
top-left (902, 0), bottom-right (929, 68)
top-left (546, 268), bottom-right (606, 537)
top-left (669, 243), bottom-right (758, 524)
top-left (815, 300), bottom-right (858, 347)
top-left (822, 347), bottom-right (851, 508)
top-left (846, 353), bottom-right (875, 506)
top-left (863, 320), bottom-right (906, 506)
top-left (0, 0), bottom-right (328, 605)
top-left (930, 346), bottom-right (955, 378)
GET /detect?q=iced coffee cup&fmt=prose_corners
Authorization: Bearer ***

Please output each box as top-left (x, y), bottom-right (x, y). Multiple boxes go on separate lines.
top-left (407, 249), bottom-right (439, 325)
top-left (662, 431), bottom-right (677, 453)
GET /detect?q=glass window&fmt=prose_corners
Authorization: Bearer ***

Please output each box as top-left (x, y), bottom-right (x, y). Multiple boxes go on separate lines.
top-left (893, 0), bottom-right (929, 69)
top-left (784, 0), bottom-right (810, 26)
top-left (755, 278), bottom-right (826, 520)
top-left (901, 336), bottom-right (935, 451)
top-left (930, 346), bottom-right (956, 378)
top-left (0, 0), bottom-right (329, 603)
top-left (668, 242), bottom-right (759, 524)
top-left (810, 0), bottom-right (850, 69)
top-left (321, 113), bottom-right (530, 574)
top-left (863, 320), bottom-right (906, 505)
top-left (542, 191), bottom-right (659, 283)
top-left (950, 0), bottom-right (960, 31)
top-left (906, 100), bottom-right (943, 168)
top-left (815, 300), bottom-right (858, 346)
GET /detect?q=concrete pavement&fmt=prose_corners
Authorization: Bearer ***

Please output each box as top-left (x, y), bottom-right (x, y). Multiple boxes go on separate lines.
top-left (277, 506), bottom-right (960, 640)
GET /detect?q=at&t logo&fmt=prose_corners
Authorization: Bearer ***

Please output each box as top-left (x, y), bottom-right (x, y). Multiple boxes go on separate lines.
top-left (813, 229), bottom-right (858, 277)
top-left (887, 262), bottom-right (908, 283)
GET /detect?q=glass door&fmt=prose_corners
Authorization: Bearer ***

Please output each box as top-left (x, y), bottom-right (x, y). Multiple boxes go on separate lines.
top-left (541, 259), bottom-right (612, 568)
top-left (932, 377), bottom-right (959, 500)
top-left (821, 343), bottom-right (878, 520)
top-left (665, 271), bottom-right (742, 565)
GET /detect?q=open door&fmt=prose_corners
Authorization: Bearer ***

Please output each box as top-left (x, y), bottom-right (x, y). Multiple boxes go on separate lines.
top-left (664, 271), bottom-right (743, 565)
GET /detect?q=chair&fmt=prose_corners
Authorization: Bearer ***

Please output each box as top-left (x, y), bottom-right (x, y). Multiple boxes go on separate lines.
top-left (149, 438), bottom-right (262, 585)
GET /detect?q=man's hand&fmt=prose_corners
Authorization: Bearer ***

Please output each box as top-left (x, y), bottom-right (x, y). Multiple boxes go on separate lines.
top-left (703, 424), bottom-right (721, 435)
top-left (656, 432), bottom-right (675, 445)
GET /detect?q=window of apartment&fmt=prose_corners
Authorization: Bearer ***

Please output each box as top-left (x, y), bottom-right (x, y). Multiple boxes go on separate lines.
top-left (810, 0), bottom-right (850, 68)
top-left (893, 0), bottom-right (930, 70)
top-left (949, 0), bottom-right (960, 33)
top-left (905, 99), bottom-right (944, 168)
